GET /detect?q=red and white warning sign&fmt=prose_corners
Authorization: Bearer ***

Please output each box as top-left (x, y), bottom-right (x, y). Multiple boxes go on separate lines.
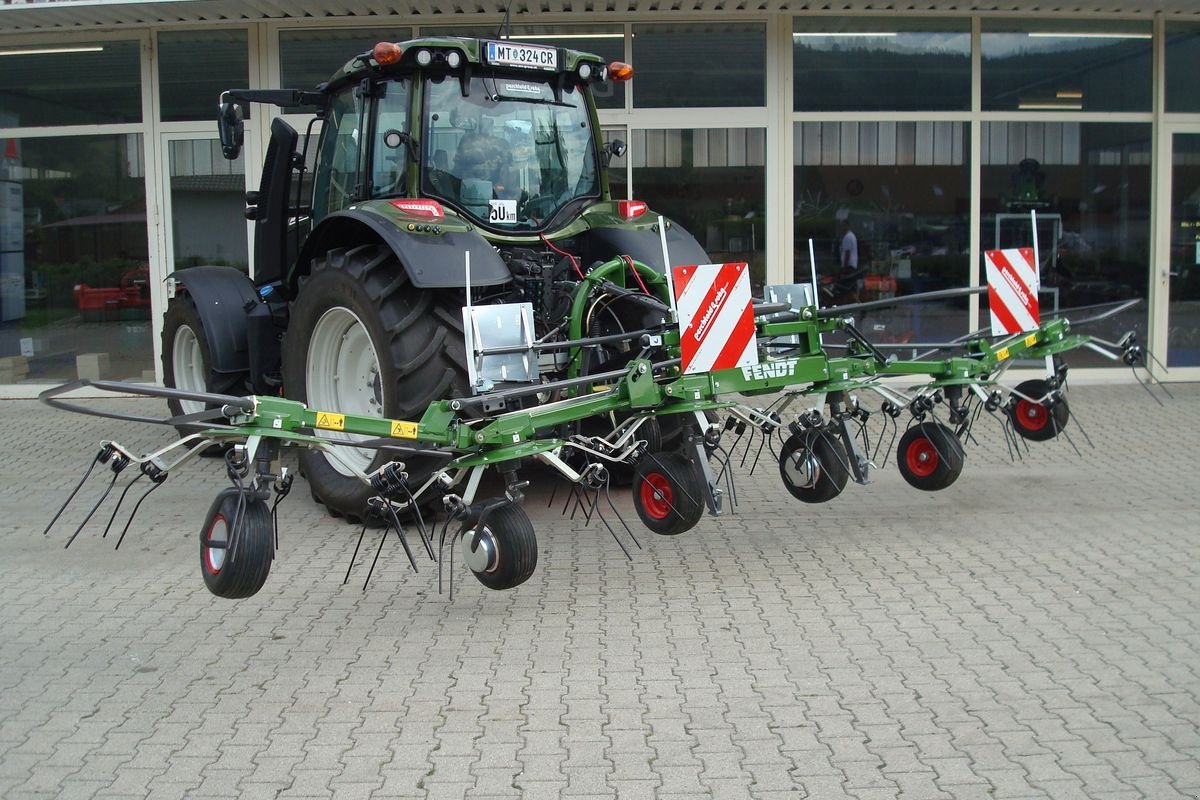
top-left (984, 247), bottom-right (1040, 336)
top-left (672, 261), bottom-right (758, 375)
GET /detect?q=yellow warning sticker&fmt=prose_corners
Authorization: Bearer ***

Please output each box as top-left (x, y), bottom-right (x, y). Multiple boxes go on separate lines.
top-left (996, 347), bottom-right (1010, 361)
top-left (390, 420), bottom-right (418, 439)
top-left (1025, 334), bottom-right (1038, 347)
top-left (315, 412), bottom-right (345, 431)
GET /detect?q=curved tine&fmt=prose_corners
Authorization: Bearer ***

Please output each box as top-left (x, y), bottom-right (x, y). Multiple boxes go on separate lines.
top-left (814, 427), bottom-right (854, 476)
top-left (64, 469), bottom-right (123, 549)
top-left (113, 478), bottom-right (166, 551)
top-left (44, 452), bottom-right (103, 536)
top-left (602, 478), bottom-right (640, 550)
top-left (1069, 407), bottom-right (1095, 449)
top-left (591, 483), bottom-right (632, 561)
top-left (878, 415), bottom-right (900, 466)
top-left (362, 518), bottom-right (392, 591)
top-left (403, 486), bottom-right (435, 562)
top-left (993, 409), bottom-right (1019, 462)
top-left (102, 473), bottom-right (144, 538)
top-left (385, 501), bottom-right (419, 573)
top-left (437, 514), bottom-right (457, 595)
top-left (343, 520), bottom-right (368, 585)
top-left (1131, 365), bottom-right (1166, 407)
top-left (748, 429), bottom-right (770, 476)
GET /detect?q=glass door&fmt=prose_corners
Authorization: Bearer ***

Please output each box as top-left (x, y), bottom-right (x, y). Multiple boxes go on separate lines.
top-left (1167, 132), bottom-right (1200, 367)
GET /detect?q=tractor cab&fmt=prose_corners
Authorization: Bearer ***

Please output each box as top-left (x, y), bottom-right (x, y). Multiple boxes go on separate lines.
top-left (309, 36), bottom-right (626, 232)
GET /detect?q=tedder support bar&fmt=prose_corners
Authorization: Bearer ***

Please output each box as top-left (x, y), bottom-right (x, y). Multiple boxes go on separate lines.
top-left (218, 274), bottom-right (1081, 473)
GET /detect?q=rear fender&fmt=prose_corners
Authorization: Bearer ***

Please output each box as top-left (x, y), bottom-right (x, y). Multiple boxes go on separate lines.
top-left (580, 221), bottom-right (709, 274)
top-left (293, 210), bottom-right (511, 291)
top-left (168, 266), bottom-right (257, 376)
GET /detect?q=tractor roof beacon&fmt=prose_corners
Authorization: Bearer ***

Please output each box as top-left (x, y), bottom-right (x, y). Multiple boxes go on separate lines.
top-left (163, 36), bottom-right (710, 524)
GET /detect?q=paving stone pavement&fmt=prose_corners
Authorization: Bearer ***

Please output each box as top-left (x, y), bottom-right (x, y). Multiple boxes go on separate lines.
top-left (1, 383), bottom-right (1198, 800)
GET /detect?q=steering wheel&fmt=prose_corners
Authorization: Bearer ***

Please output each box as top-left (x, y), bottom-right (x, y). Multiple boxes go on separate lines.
top-left (518, 192), bottom-right (556, 221)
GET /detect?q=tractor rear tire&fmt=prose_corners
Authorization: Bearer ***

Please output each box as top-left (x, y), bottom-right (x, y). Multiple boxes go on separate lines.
top-left (162, 296), bottom-right (242, 439)
top-left (282, 244), bottom-right (469, 523)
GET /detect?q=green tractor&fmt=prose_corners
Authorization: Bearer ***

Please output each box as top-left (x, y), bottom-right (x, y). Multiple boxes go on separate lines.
top-left (163, 36), bottom-right (708, 522)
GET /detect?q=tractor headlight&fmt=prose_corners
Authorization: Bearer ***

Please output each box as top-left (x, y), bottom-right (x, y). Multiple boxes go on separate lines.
top-left (447, 50), bottom-right (462, 68)
top-left (578, 62), bottom-right (592, 80)
top-left (416, 49), bottom-right (432, 67)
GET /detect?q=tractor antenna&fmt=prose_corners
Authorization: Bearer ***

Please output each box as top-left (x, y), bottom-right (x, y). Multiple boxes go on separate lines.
top-left (496, 0), bottom-right (515, 40)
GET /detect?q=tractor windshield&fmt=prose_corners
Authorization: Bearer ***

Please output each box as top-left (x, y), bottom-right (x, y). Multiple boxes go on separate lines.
top-left (422, 75), bottom-right (599, 230)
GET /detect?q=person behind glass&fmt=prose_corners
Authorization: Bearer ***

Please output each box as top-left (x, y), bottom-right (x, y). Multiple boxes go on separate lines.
top-left (838, 219), bottom-right (862, 303)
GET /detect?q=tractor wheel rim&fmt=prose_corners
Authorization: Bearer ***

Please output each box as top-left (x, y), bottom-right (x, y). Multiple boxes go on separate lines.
top-left (1016, 399), bottom-right (1049, 431)
top-left (172, 324), bottom-right (206, 416)
top-left (306, 307), bottom-right (382, 477)
top-left (205, 514), bottom-right (228, 574)
top-left (462, 527), bottom-right (499, 574)
top-left (906, 437), bottom-right (939, 478)
top-left (640, 472), bottom-right (674, 520)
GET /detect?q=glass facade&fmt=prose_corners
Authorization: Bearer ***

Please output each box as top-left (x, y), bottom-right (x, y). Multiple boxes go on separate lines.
top-left (159, 30), bottom-right (249, 122)
top-left (980, 122), bottom-right (1151, 365)
top-left (1165, 23), bottom-right (1200, 114)
top-left (280, 27), bottom-right (412, 91)
top-left (793, 18), bottom-right (970, 112)
top-left (0, 134), bottom-right (152, 383)
top-left (167, 139), bottom-right (247, 270)
top-left (0, 41), bottom-right (142, 127)
top-left (1168, 134), bottom-right (1200, 367)
top-left (632, 128), bottom-right (766, 288)
top-left (0, 12), bottom-right (1195, 389)
top-left (631, 23), bottom-right (766, 108)
top-left (981, 20), bottom-right (1152, 112)
top-left (793, 121), bottom-right (971, 342)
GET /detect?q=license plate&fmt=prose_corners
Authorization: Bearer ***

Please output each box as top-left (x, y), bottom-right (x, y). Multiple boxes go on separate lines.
top-left (485, 40), bottom-right (558, 71)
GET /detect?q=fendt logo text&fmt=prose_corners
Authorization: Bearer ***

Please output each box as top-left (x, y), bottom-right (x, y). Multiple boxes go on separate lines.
top-left (741, 359), bottom-right (799, 381)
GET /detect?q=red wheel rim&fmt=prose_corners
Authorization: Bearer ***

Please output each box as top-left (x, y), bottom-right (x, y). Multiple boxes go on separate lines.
top-left (204, 514), bottom-right (228, 575)
top-left (905, 437), bottom-right (939, 478)
top-left (639, 472), bottom-right (674, 520)
top-left (1015, 398), bottom-right (1049, 431)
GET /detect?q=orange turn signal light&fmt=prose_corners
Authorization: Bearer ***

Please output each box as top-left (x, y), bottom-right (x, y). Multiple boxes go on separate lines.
top-left (607, 61), bottom-right (634, 82)
top-left (373, 42), bottom-right (403, 65)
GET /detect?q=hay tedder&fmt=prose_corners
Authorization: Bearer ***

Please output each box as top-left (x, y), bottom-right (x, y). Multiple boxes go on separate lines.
top-left (40, 243), bottom-right (1157, 599)
top-left (33, 35), bottom-right (1166, 599)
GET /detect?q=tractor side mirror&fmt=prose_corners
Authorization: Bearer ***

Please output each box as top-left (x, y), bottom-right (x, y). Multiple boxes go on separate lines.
top-left (603, 139), bottom-right (627, 165)
top-left (218, 92), bottom-right (244, 160)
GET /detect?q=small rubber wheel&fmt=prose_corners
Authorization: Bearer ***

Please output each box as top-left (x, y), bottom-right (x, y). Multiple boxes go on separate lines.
top-left (1009, 379), bottom-right (1070, 442)
top-left (632, 452), bottom-right (706, 536)
top-left (896, 422), bottom-right (965, 492)
top-left (462, 504), bottom-right (538, 591)
top-left (200, 488), bottom-right (273, 599)
top-left (779, 428), bottom-right (850, 503)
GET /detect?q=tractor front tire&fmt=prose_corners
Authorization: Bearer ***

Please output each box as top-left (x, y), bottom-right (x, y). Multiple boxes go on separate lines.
top-left (162, 296), bottom-right (242, 438)
top-left (282, 244), bottom-right (468, 523)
